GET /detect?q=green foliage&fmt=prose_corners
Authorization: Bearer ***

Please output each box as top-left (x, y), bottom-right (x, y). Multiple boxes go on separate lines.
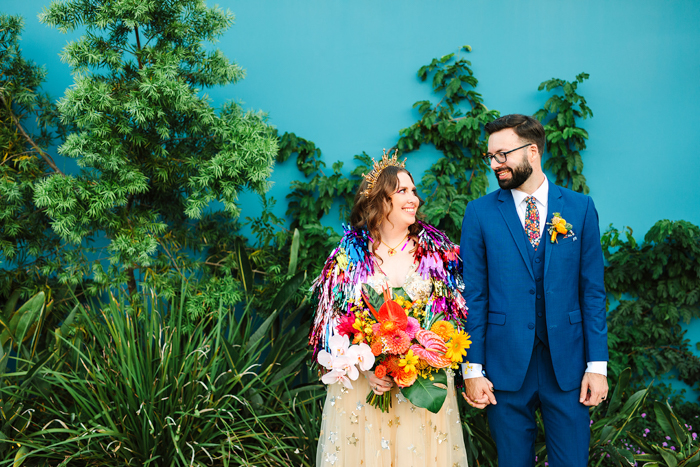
top-left (34, 0), bottom-right (278, 296)
top-left (2, 278), bottom-right (314, 466)
top-left (0, 14), bottom-right (67, 303)
top-left (534, 73), bottom-right (593, 194)
top-left (0, 291), bottom-right (55, 461)
top-left (632, 401), bottom-right (700, 466)
top-left (602, 220), bottom-right (700, 396)
top-left (397, 46), bottom-right (499, 240)
top-left (400, 370), bottom-right (448, 414)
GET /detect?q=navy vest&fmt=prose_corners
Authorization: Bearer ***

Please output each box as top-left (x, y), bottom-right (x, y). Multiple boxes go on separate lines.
top-left (524, 228), bottom-right (548, 346)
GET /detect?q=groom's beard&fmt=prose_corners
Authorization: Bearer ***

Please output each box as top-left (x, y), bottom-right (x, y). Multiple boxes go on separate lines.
top-left (495, 158), bottom-right (533, 190)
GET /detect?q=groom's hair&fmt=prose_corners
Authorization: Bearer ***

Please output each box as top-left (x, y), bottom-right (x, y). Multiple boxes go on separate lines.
top-left (485, 114), bottom-right (546, 156)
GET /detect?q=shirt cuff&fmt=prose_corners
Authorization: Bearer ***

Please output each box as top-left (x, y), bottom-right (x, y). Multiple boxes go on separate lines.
top-left (461, 362), bottom-right (483, 379)
top-left (585, 361), bottom-right (607, 376)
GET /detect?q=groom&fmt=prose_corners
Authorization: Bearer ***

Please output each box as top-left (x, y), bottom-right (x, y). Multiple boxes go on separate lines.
top-left (460, 114), bottom-right (609, 466)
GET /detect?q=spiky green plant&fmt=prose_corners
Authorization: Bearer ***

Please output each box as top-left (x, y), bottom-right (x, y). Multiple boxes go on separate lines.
top-left (3, 276), bottom-right (314, 466)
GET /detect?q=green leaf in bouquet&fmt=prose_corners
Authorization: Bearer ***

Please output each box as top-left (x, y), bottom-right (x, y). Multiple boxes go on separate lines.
top-left (400, 369), bottom-right (448, 414)
top-left (361, 283), bottom-right (385, 312)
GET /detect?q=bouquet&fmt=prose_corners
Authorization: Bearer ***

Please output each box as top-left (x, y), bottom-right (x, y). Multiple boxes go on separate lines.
top-left (317, 285), bottom-right (470, 413)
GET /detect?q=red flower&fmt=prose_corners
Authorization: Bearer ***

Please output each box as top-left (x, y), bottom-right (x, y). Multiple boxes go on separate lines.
top-left (336, 312), bottom-right (356, 337)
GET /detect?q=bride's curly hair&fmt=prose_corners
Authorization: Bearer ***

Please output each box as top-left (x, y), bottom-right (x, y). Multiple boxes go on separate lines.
top-left (349, 165), bottom-right (424, 256)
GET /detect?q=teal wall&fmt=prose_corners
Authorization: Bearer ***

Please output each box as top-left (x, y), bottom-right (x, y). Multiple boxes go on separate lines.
top-left (5, 1), bottom-right (700, 373)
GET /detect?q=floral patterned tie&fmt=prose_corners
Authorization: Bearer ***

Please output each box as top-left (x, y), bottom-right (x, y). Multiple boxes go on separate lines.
top-left (525, 196), bottom-right (540, 250)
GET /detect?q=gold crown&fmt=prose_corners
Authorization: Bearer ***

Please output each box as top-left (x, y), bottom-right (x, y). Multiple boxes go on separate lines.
top-left (361, 149), bottom-right (406, 198)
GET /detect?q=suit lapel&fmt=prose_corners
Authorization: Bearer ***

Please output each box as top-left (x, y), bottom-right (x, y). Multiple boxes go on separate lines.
top-left (544, 182), bottom-right (564, 278)
top-left (497, 189), bottom-right (535, 280)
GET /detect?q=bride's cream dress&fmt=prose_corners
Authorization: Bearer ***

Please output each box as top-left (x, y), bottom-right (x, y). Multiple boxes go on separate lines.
top-left (315, 264), bottom-right (469, 466)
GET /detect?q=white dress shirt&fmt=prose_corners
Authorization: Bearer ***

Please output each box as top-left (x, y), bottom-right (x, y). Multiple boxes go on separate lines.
top-left (463, 177), bottom-right (606, 378)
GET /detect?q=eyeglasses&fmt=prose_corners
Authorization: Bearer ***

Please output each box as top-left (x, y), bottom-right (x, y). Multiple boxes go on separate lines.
top-left (482, 143), bottom-right (532, 164)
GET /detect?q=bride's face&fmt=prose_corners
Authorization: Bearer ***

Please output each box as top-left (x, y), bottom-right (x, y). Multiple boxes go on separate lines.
top-left (385, 172), bottom-right (419, 230)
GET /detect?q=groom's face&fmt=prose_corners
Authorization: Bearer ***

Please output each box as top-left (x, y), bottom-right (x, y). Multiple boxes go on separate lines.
top-left (488, 128), bottom-right (533, 190)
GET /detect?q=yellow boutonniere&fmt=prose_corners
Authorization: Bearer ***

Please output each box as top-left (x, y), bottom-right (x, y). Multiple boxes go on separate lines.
top-left (547, 212), bottom-right (573, 243)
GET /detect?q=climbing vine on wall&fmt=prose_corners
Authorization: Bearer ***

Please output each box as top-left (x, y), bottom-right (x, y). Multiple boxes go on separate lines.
top-left (265, 47), bottom-right (593, 279)
top-left (534, 73), bottom-right (593, 194)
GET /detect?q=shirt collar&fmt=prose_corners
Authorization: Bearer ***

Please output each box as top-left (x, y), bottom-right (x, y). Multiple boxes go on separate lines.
top-left (511, 176), bottom-right (549, 208)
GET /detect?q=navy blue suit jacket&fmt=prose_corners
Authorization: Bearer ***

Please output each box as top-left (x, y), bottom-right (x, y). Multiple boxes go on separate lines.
top-left (460, 181), bottom-right (608, 392)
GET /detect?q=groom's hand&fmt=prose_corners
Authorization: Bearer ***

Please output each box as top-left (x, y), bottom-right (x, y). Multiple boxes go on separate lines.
top-left (462, 377), bottom-right (497, 410)
top-left (579, 372), bottom-right (609, 407)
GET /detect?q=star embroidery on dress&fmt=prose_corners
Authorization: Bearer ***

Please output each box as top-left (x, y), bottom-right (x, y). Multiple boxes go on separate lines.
top-left (325, 452), bottom-right (337, 465)
top-left (328, 431), bottom-right (338, 444)
top-left (330, 396), bottom-right (336, 406)
top-left (396, 392), bottom-right (408, 404)
top-left (381, 438), bottom-right (390, 449)
top-left (394, 416), bottom-right (401, 426)
top-left (347, 433), bottom-right (358, 446)
top-left (365, 423), bottom-right (372, 433)
top-left (340, 386), bottom-right (349, 394)
top-left (356, 401), bottom-right (364, 411)
top-left (349, 412), bottom-right (358, 424)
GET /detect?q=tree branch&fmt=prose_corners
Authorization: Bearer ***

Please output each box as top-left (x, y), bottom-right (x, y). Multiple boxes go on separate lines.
top-left (134, 25), bottom-right (143, 69)
top-left (0, 94), bottom-right (64, 175)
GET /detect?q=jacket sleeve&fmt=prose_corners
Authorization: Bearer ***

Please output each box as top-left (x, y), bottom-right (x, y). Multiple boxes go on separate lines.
top-left (578, 197), bottom-right (609, 362)
top-left (460, 201), bottom-right (488, 365)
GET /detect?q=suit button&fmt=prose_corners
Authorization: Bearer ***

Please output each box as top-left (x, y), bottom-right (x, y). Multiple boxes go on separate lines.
top-left (537, 312), bottom-right (543, 317)
top-left (537, 294), bottom-right (542, 299)
top-left (528, 323), bottom-right (535, 330)
top-left (536, 277), bottom-right (542, 281)
top-left (535, 258), bottom-right (541, 263)
top-left (529, 289), bottom-right (535, 294)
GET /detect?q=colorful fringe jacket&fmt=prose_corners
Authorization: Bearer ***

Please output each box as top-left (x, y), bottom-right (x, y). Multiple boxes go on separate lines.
top-left (309, 221), bottom-right (468, 357)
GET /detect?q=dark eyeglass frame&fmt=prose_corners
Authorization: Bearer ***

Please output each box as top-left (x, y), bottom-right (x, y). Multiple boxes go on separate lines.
top-left (482, 143), bottom-right (532, 164)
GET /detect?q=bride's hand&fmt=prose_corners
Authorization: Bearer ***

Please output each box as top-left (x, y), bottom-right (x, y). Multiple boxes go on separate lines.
top-left (366, 371), bottom-right (394, 395)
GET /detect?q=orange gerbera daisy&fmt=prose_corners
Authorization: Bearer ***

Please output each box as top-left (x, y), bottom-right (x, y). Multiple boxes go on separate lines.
top-left (430, 320), bottom-right (455, 341)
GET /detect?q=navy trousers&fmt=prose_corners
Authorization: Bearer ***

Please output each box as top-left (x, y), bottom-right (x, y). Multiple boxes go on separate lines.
top-left (486, 342), bottom-right (590, 467)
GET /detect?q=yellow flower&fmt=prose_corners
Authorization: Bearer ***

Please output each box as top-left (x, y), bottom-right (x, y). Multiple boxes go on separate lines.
top-left (353, 318), bottom-right (363, 332)
top-left (399, 349), bottom-right (419, 374)
top-left (445, 330), bottom-right (471, 363)
top-left (430, 320), bottom-right (455, 341)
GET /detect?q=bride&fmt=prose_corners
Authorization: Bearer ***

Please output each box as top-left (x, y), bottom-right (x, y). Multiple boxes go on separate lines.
top-left (309, 151), bottom-right (469, 466)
